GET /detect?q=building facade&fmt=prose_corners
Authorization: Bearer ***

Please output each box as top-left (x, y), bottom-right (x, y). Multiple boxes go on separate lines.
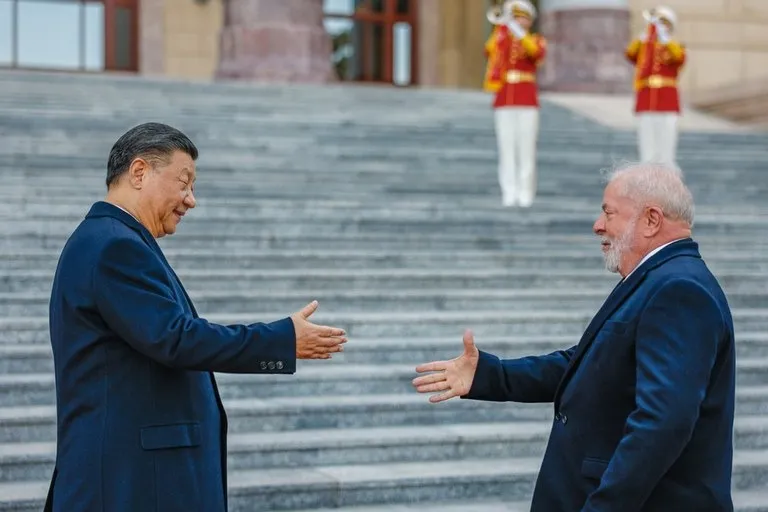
top-left (2, 0), bottom-right (768, 98)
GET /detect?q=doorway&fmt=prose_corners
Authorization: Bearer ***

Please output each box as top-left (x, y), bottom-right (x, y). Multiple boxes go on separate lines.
top-left (324, 0), bottom-right (418, 86)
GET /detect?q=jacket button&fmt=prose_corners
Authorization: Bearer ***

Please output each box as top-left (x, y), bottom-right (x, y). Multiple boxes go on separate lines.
top-left (268, 361), bottom-right (275, 370)
top-left (561, 414), bottom-right (568, 424)
top-left (260, 361), bottom-right (267, 370)
top-left (276, 361), bottom-right (284, 370)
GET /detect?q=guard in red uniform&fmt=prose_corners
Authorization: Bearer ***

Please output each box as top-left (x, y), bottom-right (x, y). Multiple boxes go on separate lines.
top-left (483, 0), bottom-right (546, 207)
top-left (625, 6), bottom-right (685, 166)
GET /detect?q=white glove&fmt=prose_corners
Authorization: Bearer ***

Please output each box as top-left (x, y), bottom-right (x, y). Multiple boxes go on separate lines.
top-left (655, 23), bottom-right (671, 44)
top-left (507, 20), bottom-right (527, 39)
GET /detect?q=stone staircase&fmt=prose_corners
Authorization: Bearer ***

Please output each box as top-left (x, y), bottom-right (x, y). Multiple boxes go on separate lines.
top-left (0, 69), bottom-right (767, 511)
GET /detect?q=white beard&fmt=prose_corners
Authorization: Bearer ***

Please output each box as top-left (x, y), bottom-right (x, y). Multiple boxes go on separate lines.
top-left (602, 217), bottom-right (637, 273)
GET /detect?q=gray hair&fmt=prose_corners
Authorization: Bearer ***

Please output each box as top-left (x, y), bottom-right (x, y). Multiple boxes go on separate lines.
top-left (603, 161), bottom-right (695, 227)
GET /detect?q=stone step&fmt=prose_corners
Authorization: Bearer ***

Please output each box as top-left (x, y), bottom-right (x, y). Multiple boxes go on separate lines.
top-left (3, 309), bottom-right (768, 342)
top-left (0, 115), bottom-right (762, 150)
top-left (1, 202), bottom-right (765, 229)
top-left (2, 387), bottom-right (767, 444)
top-left (291, 501), bottom-right (533, 512)
top-left (1, 248), bottom-right (767, 272)
top-left (3, 423), bottom-right (545, 483)
top-left (2, 129), bottom-right (762, 152)
top-left (3, 230), bottom-right (768, 253)
top-left (2, 117), bottom-right (762, 152)
top-left (0, 197), bottom-right (605, 214)
top-left (4, 131), bottom-right (767, 159)
top-left (0, 194), bottom-right (762, 218)
top-left (0, 182), bottom-right (758, 205)
top-left (5, 287), bottom-right (768, 318)
top-left (0, 156), bottom-right (760, 175)
top-left (2, 359), bottom-right (768, 408)
top-left (0, 210), bottom-right (765, 232)
top-left (0, 171), bottom-right (756, 194)
top-left (0, 91), bottom-right (757, 135)
top-left (290, 491), bottom-right (768, 512)
top-left (0, 189), bottom-right (759, 210)
top-left (2, 222), bottom-right (762, 240)
top-left (1, 452), bottom-right (766, 511)
top-left (4, 334), bottom-right (768, 374)
top-left (4, 268), bottom-right (768, 295)
top-left (0, 173), bottom-right (761, 194)
top-left (0, 148), bottom-right (764, 170)
top-left (1, 416), bottom-right (767, 483)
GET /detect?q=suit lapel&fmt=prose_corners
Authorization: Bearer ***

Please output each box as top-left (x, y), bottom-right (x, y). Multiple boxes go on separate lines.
top-left (553, 275), bottom-right (642, 407)
top-left (552, 238), bottom-right (700, 407)
top-left (85, 202), bottom-right (199, 318)
top-left (143, 236), bottom-right (199, 318)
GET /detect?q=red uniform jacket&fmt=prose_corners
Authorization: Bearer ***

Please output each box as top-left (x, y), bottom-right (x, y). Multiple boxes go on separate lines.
top-left (625, 24), bottom-right (686, 113)
top-left (484, 28), bottom-right (547, 109)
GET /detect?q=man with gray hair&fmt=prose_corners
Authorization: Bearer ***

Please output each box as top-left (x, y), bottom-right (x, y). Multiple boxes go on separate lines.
top-left (413, 162), bottom-right (736, 511)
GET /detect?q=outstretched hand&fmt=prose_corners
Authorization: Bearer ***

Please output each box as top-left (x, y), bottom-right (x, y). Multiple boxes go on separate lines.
top-left (290, 300), bottom-right (347, 360)
top-left (412, 329), bottom-right (480, 403)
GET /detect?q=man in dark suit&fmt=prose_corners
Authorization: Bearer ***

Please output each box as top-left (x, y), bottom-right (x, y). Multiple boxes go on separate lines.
top-left (46, 122), bottom-right (348, 512)
top-left (413, 162), bottom-right (735, 511)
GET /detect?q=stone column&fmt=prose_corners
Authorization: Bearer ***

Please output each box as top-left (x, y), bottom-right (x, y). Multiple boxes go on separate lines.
top-left (538, 0), bottom-right (633, 93)
top-left (139, 0), bottom-right (165, 76)
top-left (216, 0), bottom-right (336, 82)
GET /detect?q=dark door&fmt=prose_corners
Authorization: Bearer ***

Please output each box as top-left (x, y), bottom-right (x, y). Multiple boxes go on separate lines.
top-left (104, 0), bottom-right (138, 71)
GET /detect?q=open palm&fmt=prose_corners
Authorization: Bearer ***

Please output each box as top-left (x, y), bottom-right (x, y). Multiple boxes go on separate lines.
top-left (412, 330), bottom-right (480, 403)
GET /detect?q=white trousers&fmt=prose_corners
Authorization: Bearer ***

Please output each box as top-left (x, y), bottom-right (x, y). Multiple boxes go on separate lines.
top-left (494, 107), bottom-right (539, 207)
top-left (637, 112), bottom-right (679, 166)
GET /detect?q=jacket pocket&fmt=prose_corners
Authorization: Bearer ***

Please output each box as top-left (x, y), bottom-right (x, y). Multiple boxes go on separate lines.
top-left (140, 422), bottom-right (201, 451)
top-left (581, 457), bottom-right (609, 480)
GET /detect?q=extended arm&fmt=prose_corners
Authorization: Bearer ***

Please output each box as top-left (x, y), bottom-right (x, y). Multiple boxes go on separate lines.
top-left (463, 347), bottom-right (576, 402)
top-left (93, 235), bottom-right (296, 373)
top-left (581, 279), bottom-right (724, 512)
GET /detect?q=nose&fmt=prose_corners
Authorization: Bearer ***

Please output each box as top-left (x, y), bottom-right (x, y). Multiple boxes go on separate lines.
top-left (593, 216), bottom-right (605, 235)
top-left (184, 191), bottom-right (196, 209)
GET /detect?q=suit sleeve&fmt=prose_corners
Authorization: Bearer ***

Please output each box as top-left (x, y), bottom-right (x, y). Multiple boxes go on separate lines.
top-left (581, 278), bottom-right (725, 512)
top-left (462, 347), bottom-right (576, 402)
top-left (92, 235), bottom-right (297, 374)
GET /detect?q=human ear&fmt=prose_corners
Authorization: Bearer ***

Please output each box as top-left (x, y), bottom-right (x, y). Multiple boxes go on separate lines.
top-left (127, 158), bottom-right (149, 190)
top-left (644, 206), bottom-right (664, 236)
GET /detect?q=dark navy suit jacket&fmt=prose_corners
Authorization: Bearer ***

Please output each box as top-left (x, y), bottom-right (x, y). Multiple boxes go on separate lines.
top-left (465, 238), bottom-right (736, 512)
top-left (45, 201), bottom-right (296, 512)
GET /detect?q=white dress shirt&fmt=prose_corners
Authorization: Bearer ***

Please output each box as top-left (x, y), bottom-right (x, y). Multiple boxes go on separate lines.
top-left (623, 238), bottom-right (686, 281)
top-left (110, 202), bottom-right (141, 223)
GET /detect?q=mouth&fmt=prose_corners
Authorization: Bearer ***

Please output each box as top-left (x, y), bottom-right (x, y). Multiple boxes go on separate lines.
top-left (173, 210), bottom-right (186, 220)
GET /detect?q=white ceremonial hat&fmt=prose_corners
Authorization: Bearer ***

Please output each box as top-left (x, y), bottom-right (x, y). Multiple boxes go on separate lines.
top-left (505, 0), bottom-right (537, 20)
top-left (655, 5), bottom-right (677, 28)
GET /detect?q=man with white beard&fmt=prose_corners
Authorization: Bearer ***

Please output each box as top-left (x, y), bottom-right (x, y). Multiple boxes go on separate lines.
top-left (413, 162), bottom-right (736, 512)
